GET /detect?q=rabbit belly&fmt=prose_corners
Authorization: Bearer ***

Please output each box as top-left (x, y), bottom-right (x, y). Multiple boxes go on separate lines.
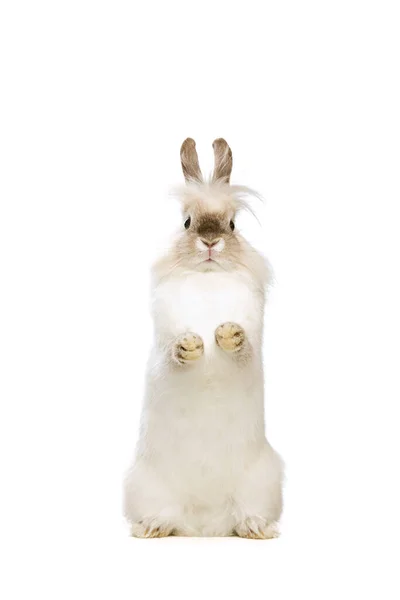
top-left (147, 271), bottom-right (266, 480)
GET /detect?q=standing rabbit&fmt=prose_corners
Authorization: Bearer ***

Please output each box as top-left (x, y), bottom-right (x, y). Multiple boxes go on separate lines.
top-left (124, 138), bottom-right (283, 538)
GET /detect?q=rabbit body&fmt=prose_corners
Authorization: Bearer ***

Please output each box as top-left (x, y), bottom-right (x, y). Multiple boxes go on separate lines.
top-left (124, 139), bottom-right (283, 538)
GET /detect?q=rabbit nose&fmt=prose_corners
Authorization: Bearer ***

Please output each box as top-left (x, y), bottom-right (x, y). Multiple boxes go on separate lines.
top-left (200, 238), bottom-right (221, 247)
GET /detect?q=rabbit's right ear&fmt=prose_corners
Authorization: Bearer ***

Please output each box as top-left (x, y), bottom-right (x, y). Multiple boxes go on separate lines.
top-left (180, 138), bottom-right (203, 183)
top-left (212, 138), bottom-right (232, 183)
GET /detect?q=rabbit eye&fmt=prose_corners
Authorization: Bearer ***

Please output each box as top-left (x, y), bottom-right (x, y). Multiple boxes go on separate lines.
top-left (230, 220), bottom-right (235, 231)
top-left (184, 216), bottom-right (191, 229)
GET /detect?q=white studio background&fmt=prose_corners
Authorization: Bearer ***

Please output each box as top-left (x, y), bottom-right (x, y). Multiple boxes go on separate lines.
top-left (0, 1), bottom-right (399, 598)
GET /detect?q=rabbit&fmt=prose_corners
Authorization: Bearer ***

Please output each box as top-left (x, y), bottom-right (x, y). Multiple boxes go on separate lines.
top-left (123, 138), bottom-right (284, 538)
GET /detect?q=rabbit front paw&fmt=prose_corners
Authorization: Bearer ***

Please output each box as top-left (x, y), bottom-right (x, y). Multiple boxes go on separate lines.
top-left (215, 322), bottom-right (246, 353)
top-left (172, 332), bottom-right (204, 364)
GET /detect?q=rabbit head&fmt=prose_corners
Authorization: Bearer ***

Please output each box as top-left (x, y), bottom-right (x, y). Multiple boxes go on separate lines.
top-left (153, 138), bottom-right (269, 289)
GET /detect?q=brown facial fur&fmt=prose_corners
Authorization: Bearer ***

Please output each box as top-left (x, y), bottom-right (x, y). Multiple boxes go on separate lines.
top-left (196, 214), bottom-right (226, 238)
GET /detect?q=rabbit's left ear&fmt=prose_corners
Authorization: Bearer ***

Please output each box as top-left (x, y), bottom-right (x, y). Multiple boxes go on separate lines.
top-left (180, 138), bottom-right (203, 183)
top-left (212, 138), bottom-right (233, 183)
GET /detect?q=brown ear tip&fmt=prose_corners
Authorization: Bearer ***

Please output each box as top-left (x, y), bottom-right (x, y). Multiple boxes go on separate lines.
top-left (181, 137), bottom-right (196, 150)
top-left (212, 138), bottom-right (229, 149)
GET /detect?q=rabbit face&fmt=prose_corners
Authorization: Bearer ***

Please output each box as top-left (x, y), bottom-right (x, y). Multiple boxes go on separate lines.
top-left (175, 204), bottom-right (242, 272)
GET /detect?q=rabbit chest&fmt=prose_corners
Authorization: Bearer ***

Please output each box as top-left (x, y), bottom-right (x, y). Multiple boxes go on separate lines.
top-left (154, 271), bottom-right (262, 351)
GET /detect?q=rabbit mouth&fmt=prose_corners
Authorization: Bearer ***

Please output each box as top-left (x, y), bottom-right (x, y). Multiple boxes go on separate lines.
top-left (198, 252), bottom-right (218, 264)
top-left (200, 257), bottom-right (223, 269)
top-left (196, 256), bottom-right (218, 268)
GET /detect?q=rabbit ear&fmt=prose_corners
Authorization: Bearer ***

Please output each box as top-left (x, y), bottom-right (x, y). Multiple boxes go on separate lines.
top-left (180, 138), bottom-right (203, 183)
top-left (212, 138), bottom-right (233, 183)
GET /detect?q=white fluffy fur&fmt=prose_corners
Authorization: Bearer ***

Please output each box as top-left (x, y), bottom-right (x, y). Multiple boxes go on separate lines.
top-left (124, 180), bottom-right (283, 538)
